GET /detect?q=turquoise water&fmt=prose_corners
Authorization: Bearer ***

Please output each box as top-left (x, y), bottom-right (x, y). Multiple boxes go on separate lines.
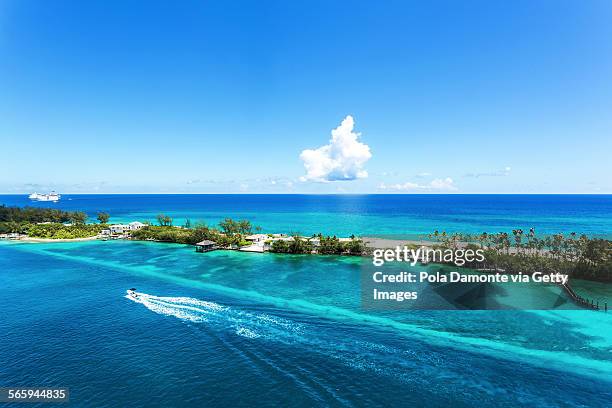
top-left (2, 240), bottom-right (611, 407)
top-left (2, 194), bottom-right (611, 238)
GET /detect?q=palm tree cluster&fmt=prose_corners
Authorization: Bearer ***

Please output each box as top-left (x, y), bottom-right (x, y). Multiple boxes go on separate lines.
top-left (0, 205), bottom-right (88, 234)
top-left (270, 234), bottom-right (365, 255)
top-left (428, 229), bottom-right (611, 282)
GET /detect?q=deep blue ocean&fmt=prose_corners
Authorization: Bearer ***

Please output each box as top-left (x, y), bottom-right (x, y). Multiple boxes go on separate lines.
top-left (1, 195), bottom-right (611, 407)
top-left (1, 194), bottom-right (611, 238)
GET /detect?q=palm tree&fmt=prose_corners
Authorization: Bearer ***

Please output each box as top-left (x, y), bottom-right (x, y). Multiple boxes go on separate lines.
top-left (96, 212), bottom-right (110, 224)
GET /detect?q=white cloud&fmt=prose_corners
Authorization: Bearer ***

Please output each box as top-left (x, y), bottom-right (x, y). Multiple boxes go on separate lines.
top-left (416, 172), bottom-right (432, 178)
top-left (379, 177), bottom-right (457, 192)
top-left (465, 166), bottom-right (511, 178)
top-left (429, 178), bottom-right (457, 190)
top-left (299, 115), bottom-right (372, 182)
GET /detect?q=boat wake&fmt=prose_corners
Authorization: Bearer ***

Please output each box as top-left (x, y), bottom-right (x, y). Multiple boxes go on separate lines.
top-left (123, 290), bottom-right (454, 384)
top-left (125, 291), bottom-right (303, 339)
top-left (125, 289), bottom-right (612, 388)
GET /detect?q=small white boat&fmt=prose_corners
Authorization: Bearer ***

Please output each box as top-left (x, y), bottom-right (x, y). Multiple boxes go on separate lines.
top-left (127, 288), bottom-right (139, 299)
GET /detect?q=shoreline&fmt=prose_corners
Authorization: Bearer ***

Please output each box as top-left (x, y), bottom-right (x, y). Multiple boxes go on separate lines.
top-left (17, 235), bottom-right (101, 243)
top-left (5, 234), bottom-right (612, 290)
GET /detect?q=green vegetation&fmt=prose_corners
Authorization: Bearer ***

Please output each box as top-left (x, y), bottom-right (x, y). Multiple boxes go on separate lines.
top-left (429, 230), bottom-right (612, 282)
top-left (318, 234), bottom-right (365, 255)
top-left (131, 218), bottom-right (365, 256)
top-left (0, 205), bottom-right (87, 225)
top-left (130, 220), bottom-right (250, 248)
top-left (25, 223), bottom-right (104, 239)
top-left (219, 218), bottom-right (252, 235)
top-left (0, 205), bottom-right (362, 257)
top-left (270, 235), bottom-right (313, 254)
top-left (270, 234), bottom-right (365, 255)
top-left (0, 205), bottom-right (90, 235)
top-left (131, 225), bottom-right (196, 244)
top-left (156, 214), bottom-right (173, 226)
top-left (97, 212), bottom-right (110, 224)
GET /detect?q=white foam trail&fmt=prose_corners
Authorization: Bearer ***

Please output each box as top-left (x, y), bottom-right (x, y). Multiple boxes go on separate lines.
top-left (124, 290), bottom-right (421, 383)
top-left (236, 327), bottom-right (260, 338)
top-left (256, 313), bottom-right (302, 332)
top-left (124, 290), bottom-right (612, 388)
top-left (125, 293), bottom-right (209, 323)
top-left (126, 291), bottom-right (301, 341)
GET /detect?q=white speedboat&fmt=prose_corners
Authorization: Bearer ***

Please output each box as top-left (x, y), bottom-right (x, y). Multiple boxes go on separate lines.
top-left (127, 288), bottom-right (139, 299)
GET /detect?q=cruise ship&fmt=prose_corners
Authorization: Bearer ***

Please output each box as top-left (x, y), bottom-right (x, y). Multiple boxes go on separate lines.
top-left (28, 192), bottom-right (61, 202)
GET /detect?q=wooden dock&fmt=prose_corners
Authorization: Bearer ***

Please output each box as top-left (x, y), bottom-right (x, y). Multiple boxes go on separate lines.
top-left (561, 281), bottom-right (606, 311)
top-left (476, 266), bottom-right (607, 312)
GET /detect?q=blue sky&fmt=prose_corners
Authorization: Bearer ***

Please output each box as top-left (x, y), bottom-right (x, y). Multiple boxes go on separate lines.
top-left (1, 0), bottom-right (611, 193)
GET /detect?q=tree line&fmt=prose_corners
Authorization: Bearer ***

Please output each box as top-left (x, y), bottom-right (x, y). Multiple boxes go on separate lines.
top-left (0, 205), bottom-right (92, 234)
top-left (131, 216), bottom-right (366, 256)
top-left (0, 206), bottom-right (115, 238)
top-left (131, 216), bottom-right (255, 248)
top-left (428, 229), bottom-right (612, 282)
top-left (270, 234), bottom-right (365, 255)
top-left (0, 205), bottom-right (87, 224)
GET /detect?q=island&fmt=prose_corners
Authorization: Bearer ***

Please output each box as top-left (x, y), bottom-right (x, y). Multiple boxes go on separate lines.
top-left (1, 205), bottom-right (610, 287)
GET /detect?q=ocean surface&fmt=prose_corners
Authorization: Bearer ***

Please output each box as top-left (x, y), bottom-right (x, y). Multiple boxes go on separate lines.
top-left (1, 194), bottom-right (612, 238)
top-left (1, 241), bottom-right (611, 407)
top-left (1, 195), bottom-right (611, 406)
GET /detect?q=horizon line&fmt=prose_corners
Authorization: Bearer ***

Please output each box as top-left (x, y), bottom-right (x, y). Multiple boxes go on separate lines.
top-left (1, 192), bottom-right (611, 196)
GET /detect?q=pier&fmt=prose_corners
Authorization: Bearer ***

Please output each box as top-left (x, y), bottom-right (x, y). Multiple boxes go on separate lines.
top-left (476, 266), bottom-right (607, 312)
top-left (561, 281), bottom-right (605, 311)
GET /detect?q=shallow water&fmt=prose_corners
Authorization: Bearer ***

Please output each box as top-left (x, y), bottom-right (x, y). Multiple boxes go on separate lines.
top-left (1, 240), bottom-right (611, 407)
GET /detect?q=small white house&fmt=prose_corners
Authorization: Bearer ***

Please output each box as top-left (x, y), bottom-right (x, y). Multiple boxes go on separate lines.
top-left (240, 234), bottom-right (268, 252)
top-left (109, 224), bottom-right (128, 234)
top-left (245, 234), bottom-right (268, 243)
top-left (128, 221), bottom-right (146, 231)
